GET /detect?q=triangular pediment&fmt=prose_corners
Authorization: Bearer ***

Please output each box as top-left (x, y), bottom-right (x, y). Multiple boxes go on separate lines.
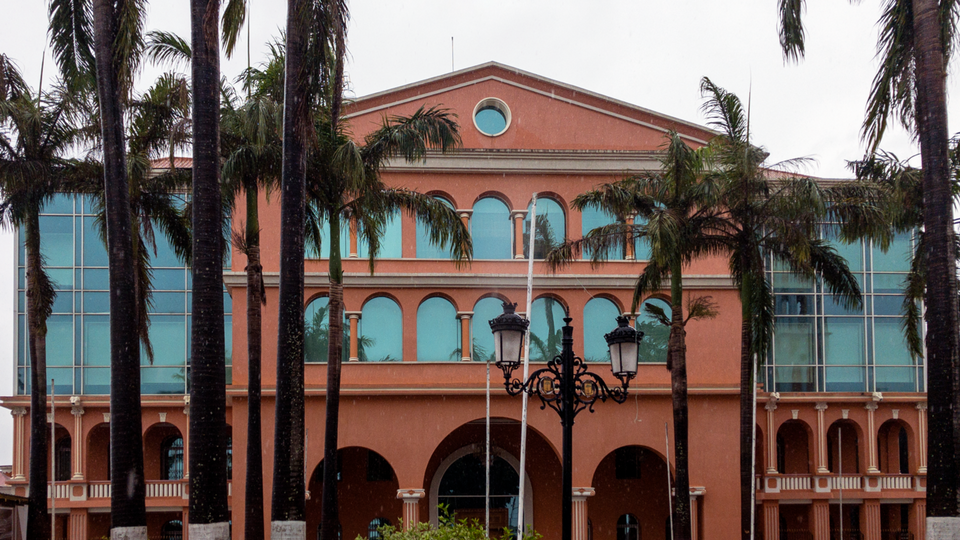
top-left (344, 62), bottom-right (717, 152)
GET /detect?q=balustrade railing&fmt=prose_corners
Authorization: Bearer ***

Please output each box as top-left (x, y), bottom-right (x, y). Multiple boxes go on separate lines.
top-left (879, 475), bottom-right (912, 490)
top-left (828, 475), bottom-right (861, 490)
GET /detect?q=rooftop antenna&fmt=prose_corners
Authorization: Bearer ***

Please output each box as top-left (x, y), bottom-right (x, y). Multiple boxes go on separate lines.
top-left (451, 37), bottom-right (454, 72)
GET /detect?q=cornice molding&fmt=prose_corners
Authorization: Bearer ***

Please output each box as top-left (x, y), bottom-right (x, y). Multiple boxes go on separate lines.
top-left (223, 271), bottom-right (736, 290)
top-left (380, 148), bottom-right (664, 175)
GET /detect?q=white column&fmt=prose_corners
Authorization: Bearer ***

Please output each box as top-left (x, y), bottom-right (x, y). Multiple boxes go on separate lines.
top-left (70, 398), bottom-right (84, 480)
top-left (397, 489), bottom-right (425, 531)
top-left (347, 312), bottom-right (361, 362)
top-left (457, 312), bottom-right (472, 362)
top-left (865, 402), bottom-right (880, 473)
top-left (11, 407), bottom-right (27, 480)
top-left (765, 399), bottom-right (778, 473)
top-left (815, 402), bottom-right (829, 473)
top-left (916, 402), bottom-right (928, 473)
top-left (511, 210), bottom-right (528, 259)
top-left (571, 487), bottom-right (595, 540)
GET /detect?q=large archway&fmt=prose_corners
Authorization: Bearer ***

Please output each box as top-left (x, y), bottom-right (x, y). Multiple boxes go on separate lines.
top-left (306, 447), bottom-right (401, 540)
top-left (422, 418), bottom-right (561, 537)
top-left (590, 445), bottom-right (671, 540)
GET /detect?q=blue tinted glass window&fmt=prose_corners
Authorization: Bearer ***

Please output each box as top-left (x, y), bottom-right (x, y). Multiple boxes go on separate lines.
top-left (83, 316), bottom-right (111, 366)
top-left (150, 292), bottom-right (187, 314)
top-left (874, 318), bottom-right (912, 366)
top-left (581, 207), bottom-right (623, 261)
top-left (153, 269), bottom-right (186, 290)
top-left (825, 225), bottom-right (863, 271)
top-left (47, 368), bottom-right (73, 394)
top-left (48, 268), bottom-right (73, 290)
top-left (141, 367), bottom-right (185, 394)
top-left (83, 367), bottom-right (110, 394)
top-left (144, 316), bottom-right (186, 366)
top-left (84, 269), bottom-right (109, 290)
top-left (825, 366), bottom-right (866, 392)
top-left (359, 211), bottom-right (401, 258)
top-left (52, 292), bottom-right (73, 313)
top-left (417, 198), bottom-right (455, 259)
top-left (583, 298), bottom-right (620, 362)
top-left (529, 298), bottom-right (566, 362)
top-left (360, 297), bottom-right (402, 362)
top-left (472, 297), bottom-right (505, 363)
top-left (773, 317), bottom-right (816, 366)
top-left (304, 297), bottom-right (348, 364)
top-left (472, 198), bottom-right (511, 260)
top-left (153, 234), bottom-right (184, 267)
top-left (636, 298), bottom-right (670, 363)
top-left (46, 194), bottom-right (74, 214)
top-left (634, 216), bottom-right (652, 261)
top-left (40, 216), bottom-right (74, 267)
top-left (524, 199), bottom-right (565, 259)
top-left (823, 318), bottom-right (865, 366)
top-left (306, 217), bottom-right (350, 259)
top-left (417, 297), bottom-right (458, 362)
top-left (46, 316), bottom-right (74, 367)
top-left (82, 218), bottom-right (108, 267)
top-left (475, 107), bottom-right (506, 135)
top-left (872, 232), bottom-right (912, 272)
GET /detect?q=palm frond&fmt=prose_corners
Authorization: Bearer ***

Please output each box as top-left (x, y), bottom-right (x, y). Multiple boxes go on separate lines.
top-left (221, 0), bottom-right (247, 58)
top-left (685, 295), bottom-right (719, 323)
top-left (863, 0), bottom-right (917, 153)
top-left (145, 30), bottom-right (192, 70)
top-left (779, 0), bottom-right (807, 62)
top-left (48, 0), bottom-right (95, 88)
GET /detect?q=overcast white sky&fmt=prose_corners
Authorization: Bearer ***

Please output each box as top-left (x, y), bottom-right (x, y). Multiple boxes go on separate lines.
top-left (1, 0), bottom-right (959, 464)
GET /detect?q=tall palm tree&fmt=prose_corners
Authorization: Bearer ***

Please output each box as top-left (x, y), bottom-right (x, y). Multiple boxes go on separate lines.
top-left (779, 0), bottom-right (960, 524)
top-left (221, 84), bottom-right (283, 540)
top-left (188, 0), bottom-right (230, 536)
top-left (0, 55), bottom-right (80, 540)
top-left (88, 1), bottom-right (149, 535)
top-left (698, 78), bottom-right (862, 540)
top-left (309, 104), bottom-right (471, 540)
top-left (272, 1), bottom-right (347, 535)
top-left (547, 132), bottom-right (724, 540)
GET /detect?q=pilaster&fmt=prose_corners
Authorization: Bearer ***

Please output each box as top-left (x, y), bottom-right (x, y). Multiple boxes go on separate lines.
top-left (571, 487), bottom-right (594, 540)
top-left (397, 489), bottom-right (425, 530)
top-left (862, 499), bottom-right (881, 540)
top-left (457, 312), bottom-right (473, 362)
top-left (916, 402), bottom-right (928, 473)
top-left (349, 218), bottom-right (358, 258)
top-left (624, 213), bottom-right (636, 260)
top-left (910, 499), bottom-right (926, 540)
top-left (182, 395), bottom-right (190, 479)
top-left (815, 402), bottom-right (829, 473)
top-left (812, 500), bottom-right (830, 540)
top-left (69, 508), bottom-right (87, 540)
top-left (763, 500), bottom-right (780, 540)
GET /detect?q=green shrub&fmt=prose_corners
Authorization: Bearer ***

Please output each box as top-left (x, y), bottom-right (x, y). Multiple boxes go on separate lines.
top-left (366, 505), bottom-right (542, 540)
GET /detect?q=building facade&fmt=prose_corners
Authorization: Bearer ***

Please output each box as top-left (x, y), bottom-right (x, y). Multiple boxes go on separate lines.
top-left (2, 63), bottom-right (927, 540)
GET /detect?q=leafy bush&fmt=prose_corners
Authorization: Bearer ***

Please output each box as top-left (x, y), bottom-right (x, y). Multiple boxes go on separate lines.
top-left (367, 505), bottom-right (542, 540)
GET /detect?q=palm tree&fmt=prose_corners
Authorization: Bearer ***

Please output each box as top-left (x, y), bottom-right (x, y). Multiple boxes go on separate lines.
top-left (272, 1), bottom-right (348, 535)
top-left (698, 78), bottom-right (862, 540)
top-left (88, 1), bottom-right (149, 534)
top-left (547, 131), bottom-right (723, 540)
top-left (221, 84), bottom-right (283, 540)
top-left (778, 0), bottom-right (960, 523)
top-left (0, 55), bottom-right (79, 540)
top-left (188, 0), bottom-right (230, 536)
top-left (309, 103), bottom-right (471, 540)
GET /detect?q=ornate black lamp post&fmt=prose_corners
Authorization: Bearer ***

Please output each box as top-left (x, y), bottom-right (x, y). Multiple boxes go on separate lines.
top-left (489, 302), bottom-right (641, 540)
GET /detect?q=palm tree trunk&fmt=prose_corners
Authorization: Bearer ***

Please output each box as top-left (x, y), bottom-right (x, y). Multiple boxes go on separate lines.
top-left (668, 260), bottom-right (691, 540)
top-left (244, 182), bottom-right (265, 540)
top-left (739, 270), bottom-right (755, 540)
top-left (24, 213), bottom-right (50, 540)
top-left (911, 0), bottom-right (960, 529)
top-left (271, 0), bottom-right (308, 533)
top-left (321, 217), bottom-right (344, 540)
top-left (92, 2), bottom-right (146, 537)
top-left (189, 0), bottom-right (229, 537)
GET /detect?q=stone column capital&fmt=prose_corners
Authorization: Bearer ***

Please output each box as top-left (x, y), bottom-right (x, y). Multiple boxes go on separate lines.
top-left (345, 311), bottom-right (362, 320)
top-left (510, 209), bottom-right (528, 220)
top-left (397, 488), bottom-right (425, 501)
top-left (864, 402), bottom-right (879, 412)
top-left (457, 311), bottom-right (474, 319)
top-left (572, 487), bottom-right (595, 499)
top-left (456, 209), bottom-right (473, 218)
top-left (916, 402), bottom-right (928, 412)
top-left (11, 407), bottom-right (27, 417)
top-left (765, 400), bottom-right (778, 412)
top-left (814, 402), bottom-right (828, 412)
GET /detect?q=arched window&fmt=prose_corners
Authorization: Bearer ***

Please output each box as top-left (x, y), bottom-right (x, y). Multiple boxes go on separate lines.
top-left (583, 298), bottom-right (621, 362)
top-left (368, 518), bottom-right (391, 540)
top-left (472, 198), bottom-right (511, 259)
top-left (439, 454), bottom-right (519, 526)
top-left (160, 436), bottom-right (184, 480)
top-left (160, 520), bottom-right (183, 540)
top-left (617, 514), bottom-right (640, 540)
top-left (305, 216), bottom-right (350, 260)
top-left (54, 434), bottom-right (71, 481)
top-left (304, 297), bottom-right (348, 363)
top-left (634, 215), bottom-right (652, 261)
top-left (360, 297), bottom-right (403, 362)
top-left (529, 297), bottom-right (566, 362)
top-left (359, 211), bottom-right (401, 259)
top-left (417, 197), bottom-right (456, 259)
top-left (636, 298), bottom-right (670, 363)
top-left (472, 297), bottom-right (506, 363)
top-left (524, 198), bottom-right (565, 259)
top-left (581, 206), bottom-right (623, 261)
top-left (417, 297), bottom-right (459, 362)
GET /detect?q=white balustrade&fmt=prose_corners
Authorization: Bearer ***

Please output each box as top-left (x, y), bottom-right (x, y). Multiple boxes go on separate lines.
top-left (89, 482), bottom-right (111, 499)
top-left (829, 475), bottom-right (861, 490)
top-left (146, 481), bottom-right (183, 498)
top-left (880, 475), bottom-right (912, 490)
top-left (46, 484), bottom-right (70, 499)
top-left (781, 475), bottom-right (811, 490)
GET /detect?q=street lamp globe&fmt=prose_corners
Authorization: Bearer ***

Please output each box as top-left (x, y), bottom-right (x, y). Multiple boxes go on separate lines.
top-left (489, 302), bottom-right (530, 369)
top-left (605, 316), bottom-right (641, 378)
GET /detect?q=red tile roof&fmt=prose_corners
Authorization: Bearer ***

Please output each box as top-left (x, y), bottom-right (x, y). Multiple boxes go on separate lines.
top-left (149, 157), bottom-right (193, 169)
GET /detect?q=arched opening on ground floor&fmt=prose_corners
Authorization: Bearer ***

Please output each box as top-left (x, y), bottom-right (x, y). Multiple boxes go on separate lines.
top-left (589, 445), bottom-right (671, 540)
top-left (306, 446), bottom-right (401, 540)
top-left (422, 417), bottom-right (559, 537)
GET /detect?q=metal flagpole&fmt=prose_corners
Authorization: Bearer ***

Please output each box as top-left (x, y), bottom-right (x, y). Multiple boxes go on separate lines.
top-left (516, 194), bottom-right (537, 534)
top-left (485, 357), bottom-right (490, 536)
top-left (665, 422), bottom-right (674, 539)
top-left (50, 379), bottom-right (55, 540)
